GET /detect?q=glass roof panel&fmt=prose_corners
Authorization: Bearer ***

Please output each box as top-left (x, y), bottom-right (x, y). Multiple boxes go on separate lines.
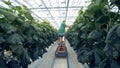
top-left (0, 0), bottom-right (91, 29)
top-left (0, 0), bottom-right (118, 29)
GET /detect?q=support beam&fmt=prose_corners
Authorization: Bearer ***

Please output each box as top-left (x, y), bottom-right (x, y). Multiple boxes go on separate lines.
top-left (46, 16), bottom-right (77, 18)
top-left (65, 0), bottom-right (70, 20)
top-left (30, 8), bottom-right (80, 11)
top-left (30, 6), bottom-right (84, 9)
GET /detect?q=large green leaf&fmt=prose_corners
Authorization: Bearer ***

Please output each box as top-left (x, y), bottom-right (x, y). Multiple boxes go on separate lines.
top-left (105, 24), bottom-right (120, 58)
top-left (13, 6), bottom-right (22, 11)
top-left (105, 24), bottom-right (120, 44)
top-left (25, 36), bottom-right (34, 43)
top-left (111, 59), bottom-right (120, 68)
top-left (88, 30), bottom-right (103, 40)
top-left (96, 15), bottom-right (109, 24)
top-left (77, 23), bottom-right (84, 29)
top-left (0, 23), bottom-right (16, 33)
top-left (33, 34), bottom-right (39, 41)
top-left (0, 8), bottom-right (16, 22)
top-left (80, 32), bottom-right (88, 39)
top-left (85, 3), bottom-right (102, 16)
top-left (3, 1), bottom-right (12, 6)
top-left (116, 24), bottom-right (120, 37)
top-left (0, 36), bottom-right (5, 43)
top-left (7, 33), bottom-right (24, 45)
top-left (24, 11), bottom-right (33, 20)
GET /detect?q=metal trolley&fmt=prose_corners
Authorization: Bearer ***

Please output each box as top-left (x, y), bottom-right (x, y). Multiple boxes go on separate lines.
top-left (55, 42), bottom-right (68, 57)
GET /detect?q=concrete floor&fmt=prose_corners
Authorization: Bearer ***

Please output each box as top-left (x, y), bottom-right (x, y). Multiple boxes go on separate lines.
top-left (28, 40), bottom-right (84, 68)
top-left (52, 57), bottom-right (68, 68)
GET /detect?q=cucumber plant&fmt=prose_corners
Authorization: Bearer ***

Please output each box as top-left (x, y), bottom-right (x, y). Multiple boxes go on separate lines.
top-left (0, 1), bottom-right (58, 67)
top-left (66, 0), bottom-right (120, 68)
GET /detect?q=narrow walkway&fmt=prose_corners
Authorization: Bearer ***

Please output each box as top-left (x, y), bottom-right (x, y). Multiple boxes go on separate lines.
top-left (28, 41), bottom-right (58, 68)
top-left (52, 57), bottom-right (68, 68)
top-left (28, 40), bottom-right (83, 68)
top-left (65, 40), bottom-right (83, 68)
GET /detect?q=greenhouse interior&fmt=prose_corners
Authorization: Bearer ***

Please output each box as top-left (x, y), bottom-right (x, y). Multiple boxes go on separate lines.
top-left (0, 0), bottom-right (120, 68)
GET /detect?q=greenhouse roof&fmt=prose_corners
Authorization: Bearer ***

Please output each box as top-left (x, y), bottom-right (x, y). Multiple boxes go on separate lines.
top-left (0, 0), bottom-right (91, 29)
top-left (0, 0), bottom-right (118, 29)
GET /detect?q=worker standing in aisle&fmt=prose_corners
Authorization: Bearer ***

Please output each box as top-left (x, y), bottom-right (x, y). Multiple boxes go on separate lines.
top-left (58, 20), bottom-right (70, 43)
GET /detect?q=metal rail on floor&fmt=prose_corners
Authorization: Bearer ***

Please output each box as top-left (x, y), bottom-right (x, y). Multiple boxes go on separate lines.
top-left (50, 43), bottom-right (69, 68)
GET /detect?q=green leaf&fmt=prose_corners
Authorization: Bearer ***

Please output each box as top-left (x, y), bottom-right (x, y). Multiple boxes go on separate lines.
top-left (0, 36), bottom-right (5, 43)
top-left (88, 30), bottom-right (103, 40)
top-left (95, 0), bottom-right (102, 5)
top-left (0, 23), bottom-right (16, 33)
top-left (77, 23), bottom-right (84, 29)
top-left (81, 32), bottom-right (87, 39)
top-left (7, 33), bottom-right (24, 45)
top-left (96, 15), bottom-right (109, 24)
top-left (3, 1), bottom-right (12, 6)
top-left (9, 44), bottom-right (21, 52)
top-left (113, 49), bottom-right (119, 59)
top-left (24, 12), bottom-right (33, 20)
top-left (111, 59), bottom-right (120, 68)
top-left (33, 35), bottom-right (38, 41)
top-left (116, 25), bottom-right (120, 37)
top-left (12, 45), bottom-right (24, 56)
top-left (26, 36), bottom-right (34, 43)
top-left (18, 15), bottom-right (26, 21)
top-left (13, 6), bottom-right (22, 11)
top-left (86, 3), bottom-right (101, 16)
top-left (0, 8), bottom-right (17, 22)
top-left (15, 17), bottom-right (24, 25)
top-left (105, 24), bottom-right (120, 44)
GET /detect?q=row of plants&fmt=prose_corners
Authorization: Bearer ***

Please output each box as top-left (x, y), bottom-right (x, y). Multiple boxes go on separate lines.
top-left (0, 1), bottom-right (58, 68)
top-left (66, 0), bottom-right (120, 68)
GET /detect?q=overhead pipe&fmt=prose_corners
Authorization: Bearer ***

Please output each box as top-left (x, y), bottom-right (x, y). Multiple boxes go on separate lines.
top-left (65, 0), bottom-right (70, 20)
